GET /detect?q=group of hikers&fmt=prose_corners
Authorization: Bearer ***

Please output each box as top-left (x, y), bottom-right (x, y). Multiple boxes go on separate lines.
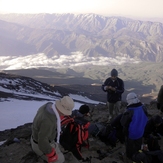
top-left (30, 68), bottom-right (163, 163)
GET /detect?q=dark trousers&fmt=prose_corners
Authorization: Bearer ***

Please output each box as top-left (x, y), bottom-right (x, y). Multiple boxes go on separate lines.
top-left (125, 137), bottom-right (142, 159)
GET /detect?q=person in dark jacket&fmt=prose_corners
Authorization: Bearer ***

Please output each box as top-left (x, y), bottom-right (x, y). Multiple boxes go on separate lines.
top-left (72, 104), bottom-right (94, 137)
top-left (120, 92), bottom-right (148, 160)
top-left (143, 115), bottom-right (163, 151)
top-left (157, 85), bottom-right (163, 112)
top-left (102, 68), bottom-right (124, 120)
top-left (144, 115), bottom-right (162, 139)
top-left (71, 104), bottom-right (90, 118)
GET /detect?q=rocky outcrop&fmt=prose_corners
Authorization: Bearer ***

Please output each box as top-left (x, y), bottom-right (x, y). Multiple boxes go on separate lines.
top-left (0, 102), bottom-right (162, 163)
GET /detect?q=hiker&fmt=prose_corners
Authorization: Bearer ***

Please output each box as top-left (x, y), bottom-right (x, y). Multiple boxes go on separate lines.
top-left (143, 115), bottom-right (163, 151)
top-left (59, 104), bottom-right (91, 161)
top-left (102, 68), bottom-right (124, 120)
top-left (132, 144), bottom-right (163, 163)
top-left (71, 104), bottom-right (90, 119)
top-left (30, 96), bottom-right (79, 163)
top-left (60, 113), bottom-right (90, 161)
top-left (120, 92), bottom-right (148, 161)
top-left (144, 115), bottom-right (162, 140)
top-left (157, 85), bottom-right (163, 113)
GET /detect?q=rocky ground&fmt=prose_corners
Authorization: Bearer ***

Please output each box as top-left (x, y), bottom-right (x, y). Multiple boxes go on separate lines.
top-left (0, 101), bottom-right (163, 163)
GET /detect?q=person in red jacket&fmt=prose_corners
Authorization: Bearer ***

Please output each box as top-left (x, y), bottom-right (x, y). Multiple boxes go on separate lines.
top-left (31, 96), bottom-right (78, 163)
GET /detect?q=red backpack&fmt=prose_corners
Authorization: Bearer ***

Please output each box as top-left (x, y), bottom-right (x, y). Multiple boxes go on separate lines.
top-left (60, 115), bottom-right (90, 160)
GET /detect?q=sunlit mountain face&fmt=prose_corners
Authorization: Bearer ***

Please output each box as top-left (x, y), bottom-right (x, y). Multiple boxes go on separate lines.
top-left (0, 13), bottom-right (163, 69)
top-left (0, 13), bottom-right (163, 102)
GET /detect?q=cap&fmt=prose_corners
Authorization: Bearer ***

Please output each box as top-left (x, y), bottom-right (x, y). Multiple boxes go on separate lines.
top-left (79, 104), bottom-right (90, 116)
top-left (111, 69), bottom-right (118, 77)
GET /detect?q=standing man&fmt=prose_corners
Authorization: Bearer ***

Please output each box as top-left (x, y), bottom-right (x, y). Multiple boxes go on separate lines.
top-left (157, 85), bottom-right (163, 113)
top-left (120, 92), bottom-right (148, 161)
top-left (31, 96), bottom-right (79, 163)
top-left (102, 68), bottom-right (124, 120)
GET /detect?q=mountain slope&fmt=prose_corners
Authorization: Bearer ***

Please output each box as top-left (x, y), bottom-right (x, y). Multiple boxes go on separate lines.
top-left (0, 13), bottom-right (163, 62)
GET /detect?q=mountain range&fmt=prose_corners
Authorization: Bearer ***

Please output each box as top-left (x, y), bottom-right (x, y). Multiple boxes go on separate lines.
top-left (0, 13), bottom-right (163, 101)
top-left (0, 13), bottom-right (163, 62)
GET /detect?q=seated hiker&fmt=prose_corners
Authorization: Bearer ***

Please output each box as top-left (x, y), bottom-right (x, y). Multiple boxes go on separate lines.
top-left (72, 104), bottom-right (93, 135)
top-left (132, 144), bottom-right (163, 163)
top-left (143, 115), bottom-right (163, 151)
top-left (144, 115), bottom-right (162, 139)
top-left (60, 108), bottom-right (90, 161)
top-left (71, 104), bottom-right (90, 118)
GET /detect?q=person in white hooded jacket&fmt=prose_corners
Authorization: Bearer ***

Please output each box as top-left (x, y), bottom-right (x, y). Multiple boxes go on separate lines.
top-left (120, 92), bottom-right (148, 160)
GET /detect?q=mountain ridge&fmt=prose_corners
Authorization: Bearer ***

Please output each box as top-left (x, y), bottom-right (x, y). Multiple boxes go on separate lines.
top-left (0, 13), bottom-right (163, 62)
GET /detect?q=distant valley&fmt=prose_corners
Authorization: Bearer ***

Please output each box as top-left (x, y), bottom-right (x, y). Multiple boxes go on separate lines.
top-left (3, 61), bottom-right (163, 103)
top-left (0, 13), bottom-right (163, 103)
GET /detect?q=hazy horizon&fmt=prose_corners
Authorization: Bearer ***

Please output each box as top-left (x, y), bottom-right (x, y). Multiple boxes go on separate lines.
top-left (0, 0), bottom-right (163, 21)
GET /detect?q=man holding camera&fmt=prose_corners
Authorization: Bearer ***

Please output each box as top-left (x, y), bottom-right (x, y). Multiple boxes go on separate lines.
top-left (102, 68), bottom-right (124, 120)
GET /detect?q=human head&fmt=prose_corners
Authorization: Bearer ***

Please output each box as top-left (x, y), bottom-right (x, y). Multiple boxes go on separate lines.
top-left (110, 69), bottom-right (118, 80)
top-left (153, 115), bottom-right (162, 126)
top-left (111, 69), bottom-right (118, 77)
top-left (79, 104), bottom-right (90, 116)
top-left (126, 92), bottom-right (140, 106)
top-left (55, 96), bottom-right (74, 115)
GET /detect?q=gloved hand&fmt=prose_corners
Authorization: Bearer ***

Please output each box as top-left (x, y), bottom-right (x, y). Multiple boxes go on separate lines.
top-left (46, 148), bottom-right (58, 163)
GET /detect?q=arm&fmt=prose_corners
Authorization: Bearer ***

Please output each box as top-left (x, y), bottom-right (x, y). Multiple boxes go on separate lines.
top-left (38, 120), bottom-right (55, 154)
top-left (115, 78), bottom-right (124, 94)
top-left (38, 121), bottom-right (58, 162)
top-left (101, 78), bottom-right (111, 92)
top-left (157, 85), bottom-right (163, 103)
top-left (120, 110), bottom-right (133, 136)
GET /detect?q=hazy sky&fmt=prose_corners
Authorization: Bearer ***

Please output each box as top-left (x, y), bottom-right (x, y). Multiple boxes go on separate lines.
top-left (0, 0), bottom-right (163, 19)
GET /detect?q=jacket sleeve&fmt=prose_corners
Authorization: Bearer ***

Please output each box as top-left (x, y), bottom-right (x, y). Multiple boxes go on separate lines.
top-left (120, 110), bottom-right (133, 136)
top-left (38, 120), bottom-right (54, 154)
top-left (101, 78), bottom-right (110, 92)
top-left (116, 79), bottom-right (124, 95)
top-left (157, 85), bottom-right (163, 103)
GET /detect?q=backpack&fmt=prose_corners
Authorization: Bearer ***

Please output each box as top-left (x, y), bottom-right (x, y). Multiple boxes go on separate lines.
top-left (60, 116), bottom-right (90, 160)
top-left (98, 123), bottom-right (117, 147)
top-left (89, 122), bottom-right (118, 147)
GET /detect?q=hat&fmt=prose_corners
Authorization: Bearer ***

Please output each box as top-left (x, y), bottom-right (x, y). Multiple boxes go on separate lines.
top-left (111, 69), bottom-right (118, 77)
top-left (79, 104), bottom-right (90, 116)
top-left (55, 96), bottom-right (74, 115)
top-left (126, 92), bottom-right (140, 106)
